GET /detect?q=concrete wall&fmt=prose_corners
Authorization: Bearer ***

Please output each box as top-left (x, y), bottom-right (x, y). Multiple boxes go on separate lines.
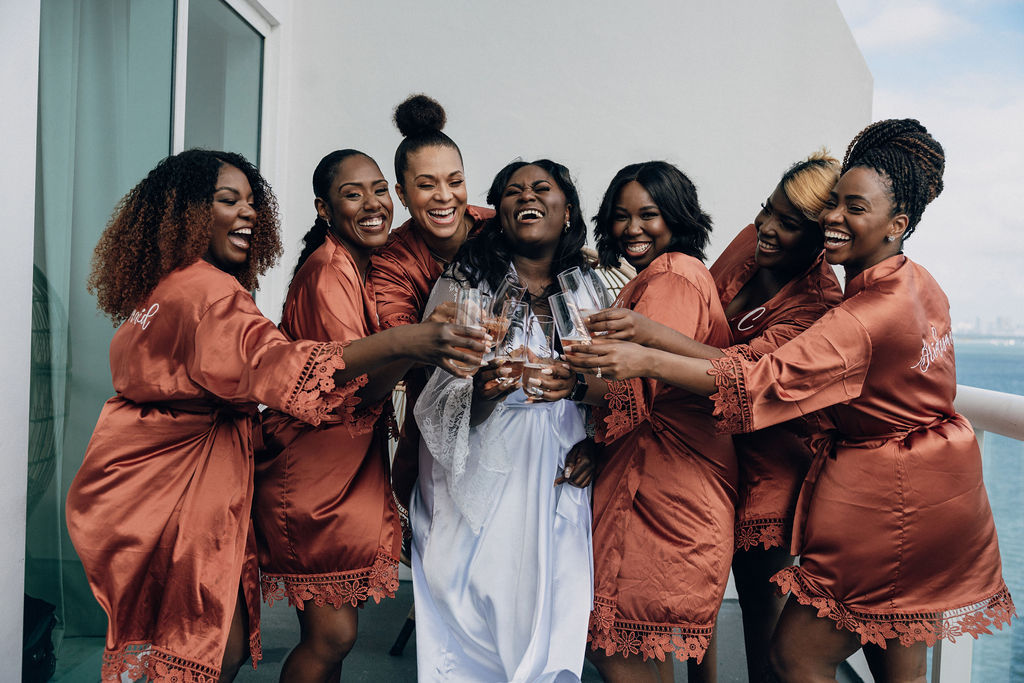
top-left (258, 0), bottom-right (872, 315)
top-left (0, 0), bottom-right (41, 673)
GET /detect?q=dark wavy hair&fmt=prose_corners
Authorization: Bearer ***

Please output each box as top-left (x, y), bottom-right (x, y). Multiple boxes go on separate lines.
top-left (449, 159), bottom-right (588, 295)
top-left (393, 94), bottom-right (462, 187)
top-left (841, 118), bottom-right (945, 241)
top-left (87, 148), bottom-right (281, 323)
top-left (593, 161), bottom-right (713, 268)
top-left (289, 149), bottom-right (372, 282)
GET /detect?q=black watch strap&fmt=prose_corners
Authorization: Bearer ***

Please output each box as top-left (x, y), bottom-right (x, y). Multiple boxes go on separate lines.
top-left (568, 372), bottom-right (588, 402)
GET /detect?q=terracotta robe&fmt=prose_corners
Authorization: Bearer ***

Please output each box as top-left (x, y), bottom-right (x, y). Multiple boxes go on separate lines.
top-left (254, 233), bottom-right (401, 608)
top-left (370, 205), bottom-right (493, 510)
top-left (588, 252), bottom-right (737, 663)
top-left (66, 260), bottom-right (356, 683)
top-left (710, 254), bottom-right (1015, 646)
top-left (710, 224), bottom-right (843, 550)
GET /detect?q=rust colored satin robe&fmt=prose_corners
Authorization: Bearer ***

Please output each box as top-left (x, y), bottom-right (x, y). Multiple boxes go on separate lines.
top-left (254, 233), bottom-right (402, 609)
top-left (66, 260), bottom-right (356, 683)
top-left (710, 224), bottom-right (842, 551)
top-left (370, 206), bottom-right (493, 510)
top-left (588, 252), bottom-right (737, 664)
top-left (710, 255), bottom-right (1015, 646)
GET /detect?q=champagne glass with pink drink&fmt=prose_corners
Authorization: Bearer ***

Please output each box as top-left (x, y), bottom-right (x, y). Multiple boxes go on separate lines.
top-left (523, 315), bottom-right (557, 398)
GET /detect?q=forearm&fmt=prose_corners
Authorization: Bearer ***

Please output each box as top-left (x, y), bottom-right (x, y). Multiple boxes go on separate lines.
top-left (644, 321), bottom-right (724, 360)
top-left (645, 349), bottom-right (717, 395)
top-left (332, 327), bottom-right (414, 395)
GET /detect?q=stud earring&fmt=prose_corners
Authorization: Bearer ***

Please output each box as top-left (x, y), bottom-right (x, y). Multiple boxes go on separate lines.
top-left (885, 235), bottom-right (895, 243)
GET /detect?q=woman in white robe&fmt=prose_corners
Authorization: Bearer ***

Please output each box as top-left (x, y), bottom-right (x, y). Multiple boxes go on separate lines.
top-left (411, 159), bottom-right (600, 682)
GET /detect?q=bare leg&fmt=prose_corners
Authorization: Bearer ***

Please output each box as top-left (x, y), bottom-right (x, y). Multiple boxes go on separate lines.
top-left (279, 603), bottom-right (358, 683)
top-left (733, 546), bottom-right (794, 681)
top-left (586, 648), bottom-right (661, 682)
top-left (863, 641), bottom-right (927, 683)
top-left (769, 598), bottom-right (861, 682)
top-left (687, 625), bottom-right (717, 683)
top-left (218, 588), bottom-right (250, 683)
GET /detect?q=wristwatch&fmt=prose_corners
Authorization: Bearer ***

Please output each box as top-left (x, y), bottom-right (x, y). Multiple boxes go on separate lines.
top-left (568, 372), bottom-right (589, 402)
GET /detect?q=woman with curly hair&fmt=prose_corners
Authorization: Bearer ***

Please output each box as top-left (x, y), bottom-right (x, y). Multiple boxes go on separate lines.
top-left (586, 151), bottom-right (843, 681)
top-left (253, 149), bottom-right (487, 682)
top-left (560, 161), bottom-right (735, 682)
top-left (371, 93), bottom-right (494, 512)
top-left (411, 159), bottom-right (598, 682)
top-left (567, 120), bottom-right (1015, 681)
top-left (66, 149), bottom-right (486, 683)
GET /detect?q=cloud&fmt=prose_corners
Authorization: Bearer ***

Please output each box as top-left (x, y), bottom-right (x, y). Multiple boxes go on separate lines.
top-left (841, 0), bottom-right (966, 50)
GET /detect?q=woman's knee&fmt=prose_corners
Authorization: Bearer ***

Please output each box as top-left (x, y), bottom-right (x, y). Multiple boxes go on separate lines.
top-left (301, 605), bottom-right (358, 660)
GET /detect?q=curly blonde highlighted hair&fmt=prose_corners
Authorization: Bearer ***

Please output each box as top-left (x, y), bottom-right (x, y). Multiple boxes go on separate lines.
top-left (87, 149), bottom-right (281, 323)
top-left (779, 148), bottom-right (841, 224)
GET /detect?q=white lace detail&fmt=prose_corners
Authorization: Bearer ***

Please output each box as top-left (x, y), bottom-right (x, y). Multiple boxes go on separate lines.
top-left (414, 274), bottom-right (516, 533)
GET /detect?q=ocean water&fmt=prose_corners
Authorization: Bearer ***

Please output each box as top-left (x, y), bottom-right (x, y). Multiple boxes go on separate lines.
top-left (955, 341), bottom-right (1024, 682)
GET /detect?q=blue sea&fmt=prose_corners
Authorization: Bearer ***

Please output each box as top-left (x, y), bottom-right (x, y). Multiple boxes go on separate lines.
top-left (955, 340), bottom-right (1024, 682)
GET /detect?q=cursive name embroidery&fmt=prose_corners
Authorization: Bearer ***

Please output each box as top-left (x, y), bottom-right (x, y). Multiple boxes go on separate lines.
top-left (127, 303), bottom-right (159, 330)
top-left (911, 325), bottom-right (953, 373)
top-left (736, 306), bottom-right (767, 332)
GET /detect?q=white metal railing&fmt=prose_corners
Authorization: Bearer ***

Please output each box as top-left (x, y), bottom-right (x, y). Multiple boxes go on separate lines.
top-left (923, 385), bottom-right (1024, 683)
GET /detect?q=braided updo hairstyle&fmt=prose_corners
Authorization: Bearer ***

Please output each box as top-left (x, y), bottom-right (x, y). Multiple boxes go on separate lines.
top-left (841, 118), bottom-right (944, 240)
top-left (393, 94), bottom-right (463, 186)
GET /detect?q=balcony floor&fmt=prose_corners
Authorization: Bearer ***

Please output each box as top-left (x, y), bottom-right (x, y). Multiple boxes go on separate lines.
top-left (53, 579), bottom-right (864, 681)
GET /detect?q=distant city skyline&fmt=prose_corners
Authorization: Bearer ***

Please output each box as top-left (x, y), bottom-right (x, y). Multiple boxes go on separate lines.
top-left (834, 0), bottom-right (1023, 326)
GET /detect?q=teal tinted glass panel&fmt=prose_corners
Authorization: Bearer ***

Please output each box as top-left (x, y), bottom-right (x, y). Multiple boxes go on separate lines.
top-left (184, 0), bottom-right (263, 163)
top-left (32, 0), bottom-right (175, 643)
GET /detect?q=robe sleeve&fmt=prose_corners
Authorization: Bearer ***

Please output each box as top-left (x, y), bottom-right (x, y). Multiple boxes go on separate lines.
top-left (597, 269), bottom-right (715, 443)
top-left (372, 250), bottom-right (428, 329)
top-left (727, 304), bottom-right (826, 361)
top-left (709, 305), bottom-right (872, 434)
top-left (188, 290), bottom-right (364, 426)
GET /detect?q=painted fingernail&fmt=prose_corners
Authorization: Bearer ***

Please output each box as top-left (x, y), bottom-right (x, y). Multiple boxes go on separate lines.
top-left (527, 378), bottom-right (541, 386)
top-left (541, 368), bottom-right (553, 375)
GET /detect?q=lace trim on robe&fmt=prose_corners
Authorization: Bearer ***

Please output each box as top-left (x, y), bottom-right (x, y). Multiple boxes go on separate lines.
top-left (772, 566), bottom-right (1017, 648)
top-left (260, 552), bottom-right (400, 610)
top-left (283, 341), bottom-right (369, 427)
top-left (587, 596), bottom-right (714, 664)
top-left (707, 355), bottom-right (753, 434)
top-left (380, 311), bottom-right (420, 329)
top-left (734, 516), bottom-right (790, 551)
top-left (722, 343), bottom-right (759, 362)
top-left (596, 378), bottom-right (649, 444)
top-left (101, 639), bottom-right (263, 683)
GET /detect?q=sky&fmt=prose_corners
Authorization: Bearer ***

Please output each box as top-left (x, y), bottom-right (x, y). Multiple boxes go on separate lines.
top-left (834, 0), bottom-right (1024, 329)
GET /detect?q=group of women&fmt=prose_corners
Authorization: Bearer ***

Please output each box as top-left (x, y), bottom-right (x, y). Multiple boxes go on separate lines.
top-left (65, 92), bottom-right (1014, 683)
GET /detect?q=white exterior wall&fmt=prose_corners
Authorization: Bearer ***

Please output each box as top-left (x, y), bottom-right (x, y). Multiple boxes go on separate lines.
top-left (259, 0), bottom-right (872, 315)
top-left (0, 0), bottom-right (41, 673)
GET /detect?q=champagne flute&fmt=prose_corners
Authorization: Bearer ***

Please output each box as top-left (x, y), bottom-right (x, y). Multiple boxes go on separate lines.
top-left (523, 315), bottom-right (557, 398)
top-left (494, 301), bottom-right (529, 387)
top-left (557, 266), bottom-right (604, 319)
top-left (548, 292), bottom-right (592, 348)
top-left (451, 287), bottom-right (485, 375)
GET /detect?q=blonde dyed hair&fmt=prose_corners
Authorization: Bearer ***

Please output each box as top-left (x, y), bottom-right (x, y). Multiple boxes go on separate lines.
top-left (779, 148), bottom-right (841, 223)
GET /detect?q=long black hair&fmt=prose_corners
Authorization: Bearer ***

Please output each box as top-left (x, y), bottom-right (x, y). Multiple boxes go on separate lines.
top-left (450, 159), bottom-right (588, 295)
top-left (594, 161), bottom-right (713, 268)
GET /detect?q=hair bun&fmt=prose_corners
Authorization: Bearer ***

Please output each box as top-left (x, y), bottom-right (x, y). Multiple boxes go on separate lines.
top-left (393, 94), bottom-right (447, 138)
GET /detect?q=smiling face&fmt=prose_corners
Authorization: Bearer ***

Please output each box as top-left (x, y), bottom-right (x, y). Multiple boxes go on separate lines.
top-left (753, 183), bottom-right (823, 274)
top-left (611, 181), bottom-right (672, 271)
top-left (819, 166), bottom-right (908, 279)
top-left (498, 164), bottom-right (570, 255)
top-left (315, 154), bottom-right (393, 254)
top-left (204, 164), bottom-right (256, 272)
top-left (396, 144), bottom-right (468, 242)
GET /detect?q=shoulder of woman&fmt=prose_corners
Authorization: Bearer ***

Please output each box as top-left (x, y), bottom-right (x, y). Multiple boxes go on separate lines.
top-left (158, 260), bottom-right (249, 316)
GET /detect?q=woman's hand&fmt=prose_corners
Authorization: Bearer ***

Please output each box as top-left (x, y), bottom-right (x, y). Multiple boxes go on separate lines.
top-left (474, 359), bottom-right (519, 401)
top-left (586, 308), bottom-right (660, 345)
top-left (563, 339), bottom-right (654, 382)
top-left (525, 361), bottom-right (575, 402)
top-left (425, 300), bottom-right (456, 324)
top-left (406, 322), bottom-right (490, 378)
top-left (554, 438), bottom-right (596, 488)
